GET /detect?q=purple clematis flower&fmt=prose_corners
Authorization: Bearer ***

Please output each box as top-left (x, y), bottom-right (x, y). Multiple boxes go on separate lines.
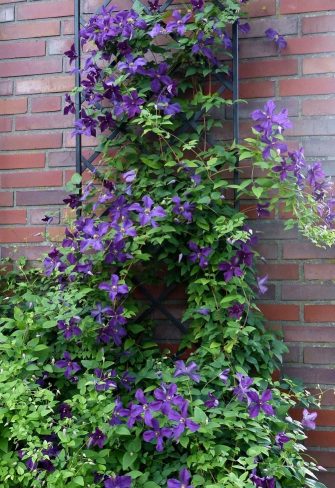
top-left (148, 0), bottom-right (160, 11)
top-left (128, 389), bottom-right (153, 427)
top-left (98, 321), bottom-right (127, 346)
top-left (156, 96), bottom-right (181, 115)
top-left (265, 28), bottom-right (287, 50)
top-left (111, 219), bottom-right (137, 242)
top-left (275, 432), bottom-right (290, 449)
top-left (168, 468), bottom-right (193, 488)
top-left (120, 371), bottom-right (135, 391)
top-left (94, 369), bottom-right (117, 391)
top-left (174, 360), bottom-right (200, 383)
top-left (204, 392), bottom-right (219, 408)
top-left (143, 418), bottom-right (173, 452)
top-left (302, 409), bottom-right (317, 430)
top-left (252, 100), bottom-right (292, 137)
top-left (272, 158), bottom-right (295, 181)
top-left (99, 274), bottom-right (129, 301)
top-left (168, 400), bottom-right (200, 439)
top-left (58, 402), bottom-right (72, 419)
top-left (166, 10), bottom-right (191, 36)
top-left (219, 369), bottom-right (230, 383)
top-left (228, 303), bottom-right (244, 320)
top-left (219, 256), bottom-right (244, 282)
top-left (57, 317), bottom-right (82, 340)
top-left (147, 62), bottom-right (173, 94)
top-left (192, 33), bottom-right (217, 65)
top-left (121, 169), bottom-right (137, 183)
top-left (64, 94), bottom-right (75, 115)
top-left (250, 472), bottom-right (275, 488)
top-left (306, 162), bottom-right (326, 187)
top-left (109, 398), bottom-right (130, 426)
top-left (136, 195), bottom-right (166, 227)
top-left (191, 0), bottom-right (204, 10)
top-left (73, 108), bottom-right (98, 137)
top-left (261, 135), bottom-right (288, 160)
top-left (257, 202), bottom-right (271, 217)
top-left (237, 243), bottom-right (254, 267)
top-left (151, 383), bottom-right (183, 414)
top-left (238, 20), bottom-right (251, 34)
top-left (172, 196), bottom-right (195, 222)
top-left (91, 303), bottom-right (113, 324)
top-left (247, 389), bottom-right (274, 418)
top-left (118, 55), bottom-right (147, 75)
top-left (63, 194), bottom-right (81, 209)
top-left (64, 43), bottom-right (77, 64)
top-left (55, 351), bottom-right (81, 379)
top-left (116, 91), bottom-right (145, 119)
top-left (188, 241), bottom-right (212, 269)
top-left (105, 239), bottom-right (132, 264)
top-left (104, 476), bottom-right (132, 488)
top-left (88, 428), bottom-right (107, 449)
top-left (233, 373), bottom-right (253, 401)
top-left (197, 307), bottom-right (210, 316)
top-left (257, 275), bottom-right (269, 295)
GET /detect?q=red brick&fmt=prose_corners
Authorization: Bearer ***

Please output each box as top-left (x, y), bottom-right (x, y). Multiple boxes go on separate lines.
top-left (305, 305), bottom-right (335, 323)
top-left (0, 209), bottom-right (26, 225)
top-left (16, 190), bottom-right (68, 206)
top-left (304, 431), bottom-right (335, 448)
top-left (259, 304), bottom-right (299, 321)
top-left (304, 347), bottom-right (335, 365)
top-left (48, 150), bottom-right (75, 167)
top-left (48, 226), bottom-right (66, 242)
top-left (62, 19), bottom-right (74, 35)
top-left (318, 473), bottom-right (335, 486)
top-left (0, 117), bottom-right (12, 132)
top-left (305, 264), bottom-right (335, 280)
top-left (0, 192), bottom-right (13, 207)
top-left (281, 0), bottom-right (335, 14)
top-left (1, 245), bottom-right (52, 261)
top-left (0, 133), bottom-right (62, 151)
top-left (0, 20), bottom-right (60, 40)
top-left (16, 113), bottom-right (74, 131)
top-left (0, 153), bottom-right (45, 170)
top-left (31, 96), bottom-right (62, 113)
top-left (284, 36), bottom-right (335, 56)
top-left (0, 80), bottom-right (12, 96)
top-left (0, 40), bottom-right (45, 59)
top-left (308, 450), bottom-right (335, 467)
top-left (245, 0), bottom-right (276, 17)
top-left (240, 39), bottom-right (277, 59)
top-left (64, 131), bottom-right (97, 148)
top-left (240, 59), bottom-right (298, 79)
top-left (0, 97), bottom-right (27, 115)
top-left (303, 14), bottom-right (335, 34)
top-left (30, 208), bottom-right (60, 225)
top-left (280, 78), bottom-right (335, 97)
top-left (17, 0), bottom-right (74, 20)
top-left (240, 81), bottom-right (275, 99)
top-left (16, 76), bottom-right (74, 95)
top-left (1, 171), bottom-right (63, 188)
top-left (285, 326), bottom-right (335, 343)
top-left (303, 56), bottom-right (335, 75)
top-left (283, 241), bottom-right (335, 259)
top-left (283, 345), bottom-right (300, 363)
top-left (48, 38), bottom-right (72, 55)
top-left (283, 366), bottom-right (335, 384)
top-left (257, 264), bottom-right (299, 280)
top-left (303, 137), bottom-right (335, 157)
top-left (0, 6), bottom-right (14, 22)
top-left (282, 283), bottom-right (335, 302)
top-left (0, 0), bottom-right (24, 3)
top-left (286, 118), bottom-right (335, 137)
top-left (254, 242), bottom-right (278, 260)
top-left (303, 99), bottom-right (335, 116)
top-left (0, 227), bottom-right (44, 243)
top-left (0, 58), bottom-right (62, 78)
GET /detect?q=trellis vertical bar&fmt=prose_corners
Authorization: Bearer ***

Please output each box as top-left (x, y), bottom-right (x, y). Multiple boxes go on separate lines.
top-left (74, 0), bottom-right (83, 212)
top-left (232, 20), bottom-right (240, 210)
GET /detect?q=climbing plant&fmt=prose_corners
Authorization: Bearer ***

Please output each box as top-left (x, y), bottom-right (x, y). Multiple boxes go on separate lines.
top-left (0, 1), bottom-right (334, 487)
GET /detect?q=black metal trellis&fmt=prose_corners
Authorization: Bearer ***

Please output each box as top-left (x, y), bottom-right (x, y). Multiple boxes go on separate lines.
top-left (73, 0), bottom-right (240, 337)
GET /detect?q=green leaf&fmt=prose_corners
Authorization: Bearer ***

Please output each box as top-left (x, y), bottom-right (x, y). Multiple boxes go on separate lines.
top-left (73, 476), bottom-right (85, 486)
top-left (122, 451), bottom-right (137, 470)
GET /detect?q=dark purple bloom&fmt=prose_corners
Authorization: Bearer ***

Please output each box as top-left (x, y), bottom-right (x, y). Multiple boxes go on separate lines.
top-left (275, 432), bottom-right (290, 449)
top-left (218, 256), bottom-right (244, 282)
top-left (64, 93), bottom-right (75, 115)
top-left (265, 28), bottom-right (287, 50)
top-left (115, 91), bottom-right (145, 119)
top-left (166, 10), bottom-right (191, 36)
top-left (64, 43), bottom-right (77, 64)
top-left (94, 369), bottom-right (117, 391)
top-left (109, 398), bottom-right (130, 426)
top-left (233, 373), bottom-right (253, 401)
top-left (121, 169), bottom-right (137, 183)
top-left (306, 162), bottom-right (326, 187)
top-left (236, 243), bottom-right (254, 267)
top-left (222, 31), bottom-right (232, 50)
top-left (57, 317), bottom-right (82, 340)
top-left (63, 193), bottom-right (81, 209)
top-left (148, 0), bottom-right (160, 11)
top-left (38, 459), bottom-right (55, 472)
top-left (58, 402), bottom-right (72, 419)
top-left (174, 360), bottom-right (200, 383)
top-left (55, 351), bottom-right (81, 379)
top-left (250, 472), bottom-right (275, 488)
top-left (120, 371), bottom-right (135, 391)
top-left (168, 402), bottom-right (199, 440)
top-left (261, 135), bottom-right (288, 160)
top-left (228, 303), bottom-right (244, 320)
top-left (188, 241), bottom-right (212, 269)
top-left (143, 418), bottom-right (173, 452)
top-left (73, 108), bottom-right (98, 137)
top-left (91, 303), bottom-right (113, 324)
top-left (247, 389), bottom-right (274, 418)
top-left (204, 393), bottom-right (219, 408)
top-left (197, 307), bottom-right (210, 316)
top-left (256, 202), bottom-right (271, 217)
top-left (151, 383), bottom-right (183, 414)
top-left (192, 33), bottom-right (217, 65)
top-left (272, 158), bottom-right (295, 181)
top-left (105, 239), bottom-right (132, 264)
top-left (252, 100), bottom-right (292, 137)
top-left (302, 409), bottom-right (317, 430)
top-left (149, 23), bottom-right (164, 38)
top-left (238, 20), bottom-right (251, 34)
top-left (257, 275), bottom-right (268, 295)
top-left (36, 371), bottom-right (50, 388)
top-left (147, 62), bottom-right (173, 94)
top-left (43, 247), bottom-right (63, 276)
top-left (104, 476), bottom-right (132, 488)
top-left (136, 195), bottom-right (166, 227)
top-left (156, 96), bottom-right (181, 115)
top-left (99, 274), bottom-right (129, 301)
top-left (111, 219), bottom-right (137, 242)
top-left (42, 215), bottom-right (53, 224)
top-left (191, 0), bottom-right (204, 10)
top-left (219, 369), bottom-right (230, 383)
top-left (168, 468), bottom-right (193, 488)
top-left (128, 389), bottom-right (153, 427)
top-left (172, 196), bottom-right (195, 222)
top-left (118, 55), bottom-right (147, 75)
top-left (88, 428), bottom-right (107, 449)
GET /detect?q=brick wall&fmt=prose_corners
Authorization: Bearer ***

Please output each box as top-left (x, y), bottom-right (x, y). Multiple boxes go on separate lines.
top-left (1, 0), bottom-right (335, 484)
